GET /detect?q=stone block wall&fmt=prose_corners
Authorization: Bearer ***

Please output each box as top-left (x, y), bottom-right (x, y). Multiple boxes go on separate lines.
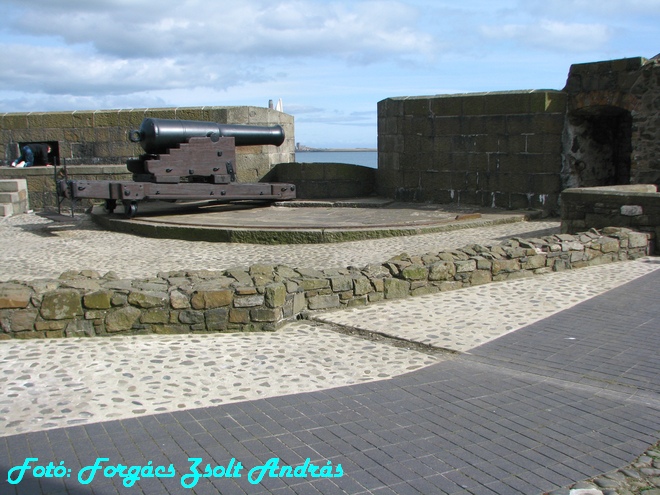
top-left (632, 58), bottom-right (660, 186)
top-left (0, 106), bottom-right (294, 181)
top-left (0, 106), bottom-right (295, 209)
top-left (564, 56), bottom-right (660, 187)
top-left (0, 165), bottom-right (132, 210)
top-left (561, 185), bottom-right (660, 251)
top-left (0, 227), bottom-right (650, 339)
top-left (377, 91), bottom-right (567, 214)
top-left (267, 162), bottom-right (376, 199)
top-left (378, 55), bottom-right (660, 219)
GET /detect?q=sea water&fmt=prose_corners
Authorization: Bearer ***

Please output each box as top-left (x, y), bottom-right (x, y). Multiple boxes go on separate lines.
top-left (295, 151), bottom-right (377, 169)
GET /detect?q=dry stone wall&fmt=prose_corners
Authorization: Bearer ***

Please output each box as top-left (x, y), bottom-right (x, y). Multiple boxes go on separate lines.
top-left (0, 227), bottom-right (650, 339)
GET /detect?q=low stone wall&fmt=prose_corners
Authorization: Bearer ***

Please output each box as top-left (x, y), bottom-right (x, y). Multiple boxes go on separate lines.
top-left (561, 184), bottom-right (660, 253)
top-left (0, 165), bottom-right (132, 210)
top-left (0, 227), bottom-right (650, 340)
top-left (266, 162), bottom-right (376, 199)
top-left (0, 161), bottom-right (377, 211)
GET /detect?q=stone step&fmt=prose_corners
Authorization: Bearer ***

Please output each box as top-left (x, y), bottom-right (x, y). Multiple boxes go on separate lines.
top-left (0, 179), bottom-right (29, 216)
top-left (0, 203), bottom-right (13, 217)
top-left (0, 179), bottom-right (26, 193)
top-left (0, 191), bottom-right (22, 203)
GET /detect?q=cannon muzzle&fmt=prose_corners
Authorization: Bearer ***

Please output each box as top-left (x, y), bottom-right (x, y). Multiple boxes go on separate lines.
top-left (129, 118), bottom-right (285, 154)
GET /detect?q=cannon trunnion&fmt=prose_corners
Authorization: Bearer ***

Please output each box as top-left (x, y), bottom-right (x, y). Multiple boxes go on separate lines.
top-left (57, 118), bottom-right (296, 217)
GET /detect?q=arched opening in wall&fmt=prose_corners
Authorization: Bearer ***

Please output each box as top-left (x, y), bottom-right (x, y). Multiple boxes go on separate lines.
top-left (563, 105), bottom-right (632, 188)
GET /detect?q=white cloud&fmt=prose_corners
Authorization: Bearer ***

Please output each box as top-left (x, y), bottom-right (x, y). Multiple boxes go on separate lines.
top-left (522, 0), bottom-right (660, 16)
top-left (4, 0), bottom-right (434, 62)
top-left (0, 91), bottom-right (170, 113)
top-left (284, 104), bottom-right (325, 114)
top-left (0, 42), bottom-right (279, 97)
top-left (481, 20), bottom-right (612, 52)
top-left (0, 0), bottom-right (657, 147)
top-left (0, 0), bottom-right (437, 103)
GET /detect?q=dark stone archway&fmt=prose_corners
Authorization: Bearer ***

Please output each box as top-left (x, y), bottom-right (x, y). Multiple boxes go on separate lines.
top-left (562, 105), bottom-right (632, 188)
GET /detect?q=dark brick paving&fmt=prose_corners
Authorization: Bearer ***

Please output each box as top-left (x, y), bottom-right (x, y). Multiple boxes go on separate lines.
top-left (1, 268), bottom-right (659, 495)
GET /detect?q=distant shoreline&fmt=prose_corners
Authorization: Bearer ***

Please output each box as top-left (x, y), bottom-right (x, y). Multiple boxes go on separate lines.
top-left (296, 148), bottom-right (377, 152)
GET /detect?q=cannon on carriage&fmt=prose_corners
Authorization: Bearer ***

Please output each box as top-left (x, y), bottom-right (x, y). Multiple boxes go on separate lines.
top-left (56, 118), bottom-right (296, 217)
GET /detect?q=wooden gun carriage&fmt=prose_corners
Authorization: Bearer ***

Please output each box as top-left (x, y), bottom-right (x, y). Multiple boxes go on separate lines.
top-left (57, 118), bottom-right (296, 217)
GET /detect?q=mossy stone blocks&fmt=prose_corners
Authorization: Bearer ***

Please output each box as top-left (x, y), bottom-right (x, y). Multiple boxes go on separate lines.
top-left (384, 278), bottom-right (410, 299)
top-left (191, 290), bottom-right (233, 309)
top-left (83, 291), bottom-right (113, 309)
top-left (40, 290), bottom-right (83, 320)
top-left (105, 306), bottom-right (141, 332)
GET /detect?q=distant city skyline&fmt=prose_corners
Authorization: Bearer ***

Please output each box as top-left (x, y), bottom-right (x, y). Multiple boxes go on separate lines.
top-left (0, 0), bottom-right (657, 148)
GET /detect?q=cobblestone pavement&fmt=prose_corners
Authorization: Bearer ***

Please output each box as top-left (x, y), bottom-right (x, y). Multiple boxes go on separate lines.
top-left (0, 322), bottom-right (439, 437)
top-left (0, 213), bottom-right (560, 438)
top-left (0, 212), bottom-right (659, 494)
top-left (312, 260), bottom-right (660, 353)
top-left (2, 259), bottom-right (657, 440)
top-left (0, 213), bottom-right (559, 281)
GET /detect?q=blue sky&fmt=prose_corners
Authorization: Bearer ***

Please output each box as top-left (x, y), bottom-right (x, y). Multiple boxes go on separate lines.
top-left (0, 0), bottom-right (658, 148)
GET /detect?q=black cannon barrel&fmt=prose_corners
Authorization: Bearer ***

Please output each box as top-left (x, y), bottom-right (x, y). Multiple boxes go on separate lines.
top-left (129, 118), bottom-right (285, 154)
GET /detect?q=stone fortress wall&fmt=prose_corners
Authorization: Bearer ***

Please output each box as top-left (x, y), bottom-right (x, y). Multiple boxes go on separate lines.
top-left (0, 227), bottom-right (650, 339)
top-left (0, 56), bottom-right (658, 339)
top-left (1, 56), bottom-right (657, 214)
top-left (0, 106), bottom-right (294, 172)
top-left (0, 106), bottom-right (295, 209)
top-left (377, 56), bottom-right (660, 216)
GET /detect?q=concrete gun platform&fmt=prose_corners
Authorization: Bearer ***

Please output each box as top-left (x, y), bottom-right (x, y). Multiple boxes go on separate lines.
top-left (88, 198), bottom-right (542, 244)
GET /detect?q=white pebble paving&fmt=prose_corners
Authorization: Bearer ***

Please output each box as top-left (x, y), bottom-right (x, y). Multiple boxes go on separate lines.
top-left (0, 213), bottom-right (559, 281)
top-left (313, 259), bottom-right (660, 352)
top-left (0, 212), bottom-right (657, 439)
top-left (0, 323), bottom-right (438, 436)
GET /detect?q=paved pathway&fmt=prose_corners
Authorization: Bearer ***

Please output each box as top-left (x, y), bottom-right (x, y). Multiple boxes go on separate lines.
top-left (0, 212), bottom-right (659, 494)
top-left (312, 260), bottom-right (659, 353)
